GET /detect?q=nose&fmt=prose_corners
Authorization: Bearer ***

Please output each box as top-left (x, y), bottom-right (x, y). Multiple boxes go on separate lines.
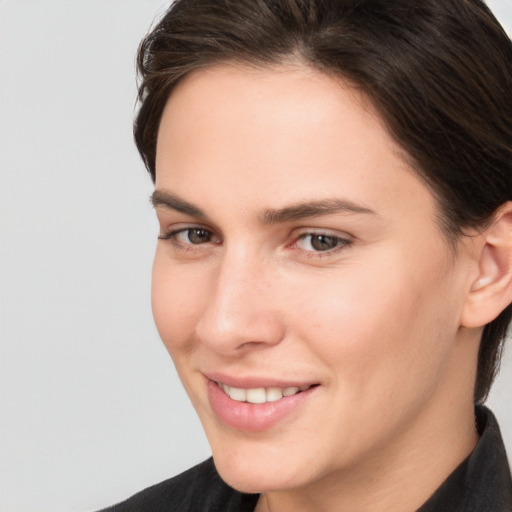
top-left (194, 247), bottom-right (285, 355)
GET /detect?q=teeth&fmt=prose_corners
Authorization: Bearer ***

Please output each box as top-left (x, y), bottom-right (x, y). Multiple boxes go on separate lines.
top-left (229, 387), bottom-right (247, 402)
top-left (218, 382), bottom-right (312, 403)
top-left (246, 388), bottom-right (266, 404)
top-left (283, 386), bottom-right (300, 396)
top-left (266, 387), bottom-right (284, 402)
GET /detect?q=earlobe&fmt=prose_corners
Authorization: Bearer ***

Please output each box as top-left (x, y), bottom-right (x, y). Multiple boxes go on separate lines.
top-left (461, 202), bottom-right (512, 328)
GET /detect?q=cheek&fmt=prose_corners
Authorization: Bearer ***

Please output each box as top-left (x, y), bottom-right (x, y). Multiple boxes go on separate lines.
top-left (287, 248), bottom-right (459, 402)
top-left (151, 252), bottom-right (206, 358)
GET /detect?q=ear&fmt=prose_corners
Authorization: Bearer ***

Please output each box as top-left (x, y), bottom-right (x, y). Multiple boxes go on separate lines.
top-left (460, 202), bottom-right (512, 328)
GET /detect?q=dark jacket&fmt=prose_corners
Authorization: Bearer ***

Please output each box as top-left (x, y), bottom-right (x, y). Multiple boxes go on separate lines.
top-left (101, 407), bottom-right (512, 511)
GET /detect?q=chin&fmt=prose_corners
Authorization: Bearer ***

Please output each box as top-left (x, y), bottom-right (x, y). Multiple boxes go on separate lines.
top-left (214, 459), bottom-right (294, 494)
top-left (210, 440), bottom-right (321, 494)
top-left (216, 467), bottom-right (272, 494)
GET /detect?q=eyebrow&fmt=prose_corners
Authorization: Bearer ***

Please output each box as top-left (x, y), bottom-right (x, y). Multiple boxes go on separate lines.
top-left (260, 198), bottom-right (377, 224)
top-left (151, 190), bottom-right (377, 223)
top-left (151, 190), bottom-right (206, 218)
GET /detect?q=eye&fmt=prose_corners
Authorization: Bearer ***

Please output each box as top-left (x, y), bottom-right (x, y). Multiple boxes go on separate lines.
top-left (177, 228), bottom-right (213, 244)
top-left (295, 233), bottom-right (350, 253)
top-left (159, 227), bottom-right (219, 246)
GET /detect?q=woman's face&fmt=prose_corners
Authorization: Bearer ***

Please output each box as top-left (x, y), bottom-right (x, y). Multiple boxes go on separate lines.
top-left (152, 64), bottom-right (475, 493)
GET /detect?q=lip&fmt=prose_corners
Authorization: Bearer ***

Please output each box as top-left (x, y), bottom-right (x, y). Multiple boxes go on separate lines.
top-left (204, 371), bottom-right (316, 389)
top-left (205, 374), bottom-right (319, 432)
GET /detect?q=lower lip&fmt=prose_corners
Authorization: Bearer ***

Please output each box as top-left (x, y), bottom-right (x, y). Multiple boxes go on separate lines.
top-left (207, 379), bottom-right (316, 432)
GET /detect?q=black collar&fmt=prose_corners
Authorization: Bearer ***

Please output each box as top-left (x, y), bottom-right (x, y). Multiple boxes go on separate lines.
top-left (417, 406), bottom-right (512, 511)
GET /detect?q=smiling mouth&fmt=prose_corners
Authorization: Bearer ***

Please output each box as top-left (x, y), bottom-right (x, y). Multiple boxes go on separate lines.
top-left (216, 381), bottom-right (318, 404)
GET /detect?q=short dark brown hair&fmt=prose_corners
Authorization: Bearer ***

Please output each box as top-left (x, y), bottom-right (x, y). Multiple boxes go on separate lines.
top-left (134, 0), bottom-right (512, 403)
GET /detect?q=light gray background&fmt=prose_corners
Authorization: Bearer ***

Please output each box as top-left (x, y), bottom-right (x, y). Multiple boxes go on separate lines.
top-left (1, 1), bottom-right (511, 511)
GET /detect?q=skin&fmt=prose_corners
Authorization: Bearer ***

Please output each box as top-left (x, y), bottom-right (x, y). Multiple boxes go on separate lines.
top-left (151, 63), bottom-right (483, 512)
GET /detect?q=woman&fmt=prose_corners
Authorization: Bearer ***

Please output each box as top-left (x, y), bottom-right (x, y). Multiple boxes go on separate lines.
top-left (102, 0), bottom-right (512, 510)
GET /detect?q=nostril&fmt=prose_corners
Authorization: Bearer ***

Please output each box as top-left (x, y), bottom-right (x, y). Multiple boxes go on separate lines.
top-left (238, 340), bottom-right (271, 349)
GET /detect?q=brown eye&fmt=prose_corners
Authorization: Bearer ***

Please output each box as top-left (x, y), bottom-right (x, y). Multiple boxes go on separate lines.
top-left (159, 227), bottom-right (218, 246)
top-left (296, 233), bottom-right (350, 253)
top-left (186, 228), bottom-right (212, 244)
top-left (309, 234), bottom-right (339, 251)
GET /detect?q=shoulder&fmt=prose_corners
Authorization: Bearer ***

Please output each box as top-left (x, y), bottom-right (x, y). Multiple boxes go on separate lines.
top-left (98, 458), bottom-right (259, 512)
top-left (418, 406), bottom-right (512, 512)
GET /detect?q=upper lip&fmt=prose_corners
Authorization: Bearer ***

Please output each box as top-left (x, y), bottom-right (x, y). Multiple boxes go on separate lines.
top-left (203, 371), bottom-right (319, 389)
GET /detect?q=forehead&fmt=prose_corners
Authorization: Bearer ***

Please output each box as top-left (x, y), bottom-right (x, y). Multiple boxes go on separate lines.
top-left (155, 63), bottom-right (437, 228)
top-left (157, 63), bottom-right (390, 162)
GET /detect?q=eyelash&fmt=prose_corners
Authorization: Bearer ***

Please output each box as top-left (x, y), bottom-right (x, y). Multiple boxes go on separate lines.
top-left (293, 232), bottom-right (352, 256)
top-left (158, 227), bottom-right (352, 257)
top-left (158, 227), bottom-right (220, 251)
